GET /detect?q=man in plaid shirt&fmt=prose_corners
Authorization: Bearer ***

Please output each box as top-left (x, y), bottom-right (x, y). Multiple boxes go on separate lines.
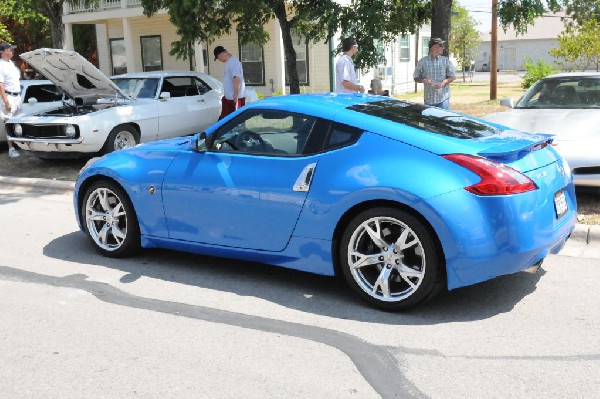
top-left (413, 38), bottom-right (456, 109)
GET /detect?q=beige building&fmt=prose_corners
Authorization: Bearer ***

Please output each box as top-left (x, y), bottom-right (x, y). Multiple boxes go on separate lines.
top-left (63, 0), bottom-right (432, 96)
top-left (475, 12), bottom-right (568, 72)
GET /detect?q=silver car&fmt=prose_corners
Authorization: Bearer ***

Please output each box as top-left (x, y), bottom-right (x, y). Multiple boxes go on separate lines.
top-left (485, 72), bottom-right (600, 187)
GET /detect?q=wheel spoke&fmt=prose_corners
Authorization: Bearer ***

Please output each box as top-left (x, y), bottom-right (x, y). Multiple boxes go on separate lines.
top-left (98, 189), bottom-right (111, 212)
top-left (98, 224), bottom-right (110, 245)
top-left (112, 202), bottom-right (125, 218)
top-left (395, 228), bottom-right (419, 250)
top-left (87, 209), bottom-right (105, 221)
top-left (373, 266), bottom-right (393, 297)
top-left (349, 250), bottom-right (383, 269)
top-left (397, 265), bottom-right (423, 289)
top-left (365, 220), bottom-right (388, 249)
top-left (111, 225), bottom-right (126, 243)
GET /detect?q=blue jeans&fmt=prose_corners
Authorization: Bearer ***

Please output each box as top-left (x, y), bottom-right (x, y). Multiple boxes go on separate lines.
top-left (426, 98), bottom-right (450, 110)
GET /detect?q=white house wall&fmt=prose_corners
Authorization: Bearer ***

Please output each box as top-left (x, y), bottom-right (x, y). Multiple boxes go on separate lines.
top-left (65, 5), bottom-right (428, 96)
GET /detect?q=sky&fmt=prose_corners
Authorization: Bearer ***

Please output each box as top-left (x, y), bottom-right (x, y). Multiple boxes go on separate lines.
top-left (456, 0), bottom-right (493, 33)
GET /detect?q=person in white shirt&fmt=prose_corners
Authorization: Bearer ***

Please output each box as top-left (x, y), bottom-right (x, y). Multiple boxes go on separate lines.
top-left (335, 37), bottom-right (365, 94)
top-left (0, 42), bottom-right (22, 158)
top-left (214, 45), bottom-right (246, 120)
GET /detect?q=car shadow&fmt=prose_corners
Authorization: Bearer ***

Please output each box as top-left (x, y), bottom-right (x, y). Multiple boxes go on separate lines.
top-left (43, 231), bottom-right (544, 325)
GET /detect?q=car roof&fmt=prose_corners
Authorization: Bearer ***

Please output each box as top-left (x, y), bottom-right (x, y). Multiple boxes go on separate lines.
top-left (545, 72), bottom-right (600, 79)
top-left (110, 71), bottom-right (211, 79)
top-left (20, 79), bottom-right (54, 87)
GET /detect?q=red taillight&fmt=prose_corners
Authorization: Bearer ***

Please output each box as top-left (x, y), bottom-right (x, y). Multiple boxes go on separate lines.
top-left (443, 154), bottom-right (537, 196)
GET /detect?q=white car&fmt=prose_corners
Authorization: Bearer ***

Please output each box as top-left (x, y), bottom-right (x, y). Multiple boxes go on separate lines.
top-left (0, 79), bottom-right (62, 143)
top-left (485, 72), bottom-right (600, 187)
top-left (6, 48), bottom-right (253, 158)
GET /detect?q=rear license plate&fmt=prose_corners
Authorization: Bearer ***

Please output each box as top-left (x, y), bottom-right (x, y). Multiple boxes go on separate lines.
top-left (554, 189), bottom-right (568, 219)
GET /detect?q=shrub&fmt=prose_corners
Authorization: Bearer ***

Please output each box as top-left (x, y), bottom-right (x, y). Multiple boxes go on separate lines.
top-left (522, 58), bottom-right (559, 89)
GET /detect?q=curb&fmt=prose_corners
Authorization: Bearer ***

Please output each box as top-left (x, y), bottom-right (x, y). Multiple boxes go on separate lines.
top-left (0, 176), bottom-right (598, 255)
top-left (0, 176), bottom-right (75, 194)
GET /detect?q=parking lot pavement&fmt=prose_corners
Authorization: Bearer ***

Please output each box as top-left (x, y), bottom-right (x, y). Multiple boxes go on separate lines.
top-left (0, 175), bottom-right (598, 259)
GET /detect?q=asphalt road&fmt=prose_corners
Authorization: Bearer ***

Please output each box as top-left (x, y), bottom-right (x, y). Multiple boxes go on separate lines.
top-left (1, 184), bottom-right (599, 398)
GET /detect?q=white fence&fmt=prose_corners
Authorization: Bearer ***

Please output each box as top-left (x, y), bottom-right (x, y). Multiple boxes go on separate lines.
top-left (67, 0), bottom-right (143, 14)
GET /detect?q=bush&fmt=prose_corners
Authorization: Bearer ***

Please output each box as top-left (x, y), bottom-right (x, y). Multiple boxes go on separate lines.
top-left (522, 58), bottom-right (559, 89)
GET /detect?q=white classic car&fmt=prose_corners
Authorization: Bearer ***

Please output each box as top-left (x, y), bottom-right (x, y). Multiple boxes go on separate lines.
top-left (6, 48), bottom-right (255, 158)
top-left (0, 79), bottom-right (62, 143)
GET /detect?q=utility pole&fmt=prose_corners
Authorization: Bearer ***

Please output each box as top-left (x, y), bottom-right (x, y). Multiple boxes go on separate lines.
top-left (490, 0), bottom-right (498, 100)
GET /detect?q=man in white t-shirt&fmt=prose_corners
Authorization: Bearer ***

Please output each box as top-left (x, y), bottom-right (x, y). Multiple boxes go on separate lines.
top-left (0, 42), bottom-right (22, 158)
top-left (214, 45), bottom-right (246, 120)
top-left (335, 37), bottom-right (365, 94)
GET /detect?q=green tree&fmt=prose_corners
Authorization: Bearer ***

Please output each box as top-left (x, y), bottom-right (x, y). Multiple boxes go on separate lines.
top-left (0, 0), bottom-right (51, 56)
top-left (521, 57), bottom-right (558, 88)
top-left (449, 4), bottom-right (480, 81)
top-left (549, 19), bottom-right (600, 71)
top-left (140, 0), bottom-right (431, 94)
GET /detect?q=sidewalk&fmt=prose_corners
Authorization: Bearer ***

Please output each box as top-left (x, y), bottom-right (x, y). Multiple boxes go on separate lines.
top-left (0, 175), bottom-right (597, 260)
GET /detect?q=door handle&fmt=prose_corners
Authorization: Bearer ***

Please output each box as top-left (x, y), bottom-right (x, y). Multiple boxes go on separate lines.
top-left (293, 162), bottom-right (317, 192)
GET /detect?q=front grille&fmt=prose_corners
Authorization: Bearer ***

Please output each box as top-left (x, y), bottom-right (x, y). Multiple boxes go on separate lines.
top-left (7, 124), bottom-right (80, 139)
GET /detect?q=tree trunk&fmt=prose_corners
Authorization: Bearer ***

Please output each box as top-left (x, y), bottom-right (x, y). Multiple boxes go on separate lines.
top-left (43, 0), bottom-right (66, 49)
top-left (271, 1), bottom-right (300, 94)
top-left (431, 0), bottom-right (453, 56)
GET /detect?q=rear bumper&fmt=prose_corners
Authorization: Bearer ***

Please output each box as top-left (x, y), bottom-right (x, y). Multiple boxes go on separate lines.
top-left (426, 184), bottom-right (578, 290)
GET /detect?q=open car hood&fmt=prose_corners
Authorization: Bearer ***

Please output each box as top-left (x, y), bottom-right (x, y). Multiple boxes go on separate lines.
top-left (20, 48), bottom-right (129, 100)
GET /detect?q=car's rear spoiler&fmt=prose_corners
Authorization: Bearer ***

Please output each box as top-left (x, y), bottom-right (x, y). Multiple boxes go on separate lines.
top-left (478, 133), bottom-right (555, 162)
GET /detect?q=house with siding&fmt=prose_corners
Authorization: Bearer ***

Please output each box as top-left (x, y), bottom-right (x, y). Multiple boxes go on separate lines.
top-left (474, 11), bottom-right (567, 72)
top-left (62, 0), bottom-right (432, 96)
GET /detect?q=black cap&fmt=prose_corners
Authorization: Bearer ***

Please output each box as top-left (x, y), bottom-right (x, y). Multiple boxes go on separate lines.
top-left (0, 42), bottom-right (16, 52)
top-left (213, 46), bottom-right (227, 60)
top-left (428, 38), bottom-right (445, 48)
top-left (342, 37), bottom-right (358, 52)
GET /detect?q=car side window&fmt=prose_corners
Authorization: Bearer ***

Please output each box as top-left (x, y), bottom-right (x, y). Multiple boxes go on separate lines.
top-left (210, 110), bottom-right (317, 156)
top-left (161, 77), bottom-right (201, 98)
top-left (194, 77), bottom-right (212, 95)
top-left (23, 84), bottom-right (62, 103)
top-left (324, 122), bottom-right (364, 151)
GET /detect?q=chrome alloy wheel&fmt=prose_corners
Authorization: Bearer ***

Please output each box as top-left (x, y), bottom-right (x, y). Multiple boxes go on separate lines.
top-left (85, 187), bottom-right (128, 251)
top-left (113, 130), bottom-right (137, 150)
top-left (347, 216), bottom-right (426, 302)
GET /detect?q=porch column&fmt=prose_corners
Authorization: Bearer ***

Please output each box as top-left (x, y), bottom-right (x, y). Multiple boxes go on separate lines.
top-left (122, 18), bottom-right (137, 72)
top-left (194, 42), bottom-right (205, 73)
top-left (64, 23), bottom-right (74, 51)
top-left (96, 24), bottom-right (111, 76)
top-left (273, 19), bottom-right (286, 95)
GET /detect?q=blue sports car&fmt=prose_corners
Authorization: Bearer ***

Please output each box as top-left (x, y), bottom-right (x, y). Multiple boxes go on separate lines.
top-left (74, 93), bottom-right (577, 311)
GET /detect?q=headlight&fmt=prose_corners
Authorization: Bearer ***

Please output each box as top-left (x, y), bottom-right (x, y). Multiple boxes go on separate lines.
top-left (13, 124), bottom-right (22, 137)
top-left (65, 124), bottom-right (76, 138)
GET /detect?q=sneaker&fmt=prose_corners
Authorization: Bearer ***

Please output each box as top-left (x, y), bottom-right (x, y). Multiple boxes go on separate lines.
top-left (8, 147), bottom-right (19, 158)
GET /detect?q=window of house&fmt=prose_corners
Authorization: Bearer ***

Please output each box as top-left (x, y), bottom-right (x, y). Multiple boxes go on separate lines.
top-left (202, 45), bottom-right (209, 73)
top-left (422, 36), bottom-right (430, 58)
top-left (239, 42), bottom-right (265, 85)
top-left (141, 35), bottom-right (163, 72)
top-left (110, 38), bottom-right (127, 75)
top-left (399, 35), bottom-right (410, 61)
top-left (285, 33), bottom-right (309, 85)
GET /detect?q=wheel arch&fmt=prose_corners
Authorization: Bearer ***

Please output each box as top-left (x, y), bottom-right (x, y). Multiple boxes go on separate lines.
top-left (77, 175), bottom-right (132, 225)
top-left (331, 199), bottom-right (447, 282)
top-left (102, 123), bottom-right (141, 151)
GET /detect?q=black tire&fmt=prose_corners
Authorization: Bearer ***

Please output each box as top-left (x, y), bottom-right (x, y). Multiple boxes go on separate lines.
top-left (339, 207), bottom-right (442, 311)
top-left (81, 180), bottom-right (141, 258)
top-left (103, 125), bottom-right (138, 154)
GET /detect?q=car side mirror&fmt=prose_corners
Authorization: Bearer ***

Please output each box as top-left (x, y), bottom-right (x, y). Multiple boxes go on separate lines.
top-left (499, 98), bottom-right (514, 108)
top-left (195, 132), bottom-right (208, 152)
top-left (159, 92), bottom-right (171, 100)
top-left (27, 97), bottom-right (38, 104)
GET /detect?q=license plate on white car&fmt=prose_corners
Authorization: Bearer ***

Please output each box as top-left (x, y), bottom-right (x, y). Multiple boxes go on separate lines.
top-left (554, 189), bottom-right (568, 219)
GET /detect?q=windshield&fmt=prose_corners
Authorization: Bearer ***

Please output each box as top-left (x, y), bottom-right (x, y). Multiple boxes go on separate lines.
top-left (348, 100), bottom-right (501, 139)
top-left (516, 76), bottom-right (600, 109)
top-left (111, 77), bottom-right (160, 99)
